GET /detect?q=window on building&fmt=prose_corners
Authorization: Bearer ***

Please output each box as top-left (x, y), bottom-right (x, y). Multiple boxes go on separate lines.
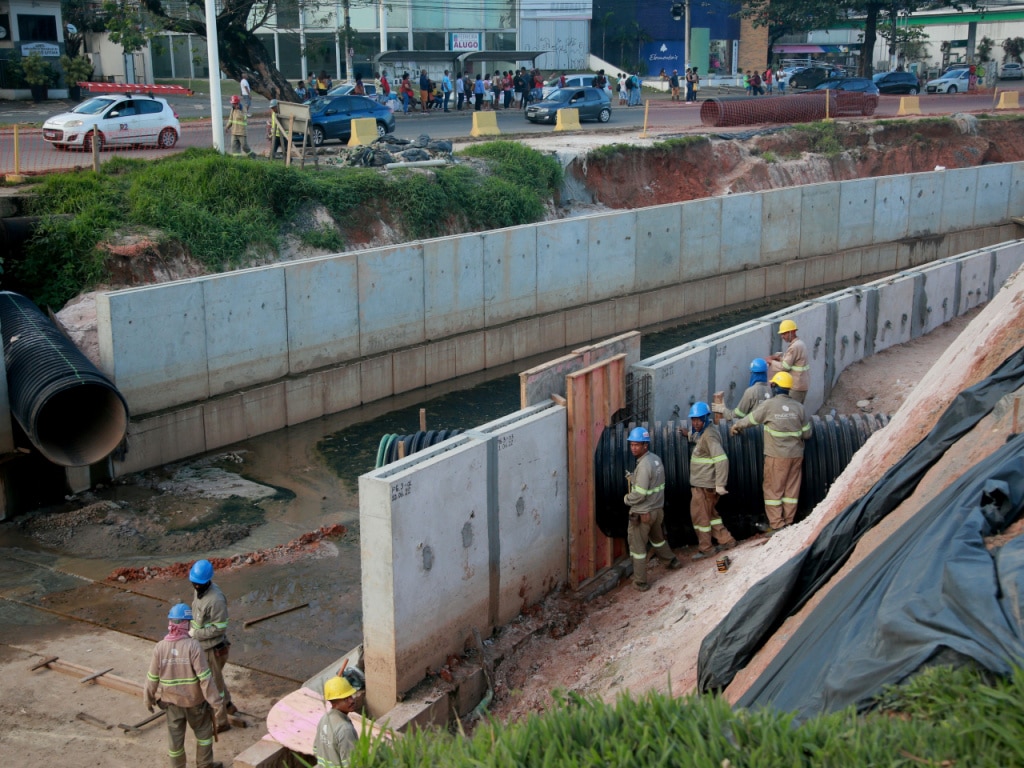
top-left (276, 0), bottom-right (300, 29)
top-left (18, 14), bottom-right (58, 42)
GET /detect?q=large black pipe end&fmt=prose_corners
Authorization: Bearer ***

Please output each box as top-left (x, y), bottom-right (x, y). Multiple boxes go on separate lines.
top-left (31, 381), bottom-right (129, 467)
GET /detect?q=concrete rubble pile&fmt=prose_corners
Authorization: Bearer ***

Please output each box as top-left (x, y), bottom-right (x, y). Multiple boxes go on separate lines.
top-left (317, 134), bottom-right (454, 167)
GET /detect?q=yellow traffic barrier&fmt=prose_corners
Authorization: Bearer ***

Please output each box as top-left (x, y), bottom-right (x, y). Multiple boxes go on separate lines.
top-left (470, 111), bottom-right (501, 137)
top-left (897, 96), bottom-right (920, 116)
top-left (996, 90), bottom-right (1020, 110)
top-left (348, 117), bottom-right (380, 146)
top-left (554, 108), bottom-right (581, 131)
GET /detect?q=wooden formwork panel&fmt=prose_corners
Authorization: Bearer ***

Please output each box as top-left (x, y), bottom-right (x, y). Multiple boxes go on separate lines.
top-left (566, 354), bottom-right (627, 588)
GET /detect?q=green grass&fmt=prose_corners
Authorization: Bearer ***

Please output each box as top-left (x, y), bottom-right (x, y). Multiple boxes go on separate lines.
top-left (343, 664), bottom-right (1024, 767)
top-left (792, 121), bottom-right (844, 157)
top-left (14, 142), bottom-right (562, 307)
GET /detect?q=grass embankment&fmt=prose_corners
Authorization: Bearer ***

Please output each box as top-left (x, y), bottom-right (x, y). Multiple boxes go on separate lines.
top-left (345, 664), bottom-right (1024, 767)
top-left (13, 141), bottom-right (562, 308)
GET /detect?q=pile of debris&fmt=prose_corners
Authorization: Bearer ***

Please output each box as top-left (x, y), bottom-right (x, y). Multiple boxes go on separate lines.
top-left (317, 134), bottom-right (454, 167)
top-left (106, 523), bottom-right (347, 582)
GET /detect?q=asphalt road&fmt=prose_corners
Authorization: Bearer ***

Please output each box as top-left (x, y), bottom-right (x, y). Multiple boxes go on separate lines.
top-left (2, 83), bottom-right (1021, 176)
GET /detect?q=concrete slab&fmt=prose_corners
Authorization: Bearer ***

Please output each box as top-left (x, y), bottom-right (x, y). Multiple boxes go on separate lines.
top-left (799, 182), bottom-right (839, 259)
top-left (358, 244), bottom-right (425, 357)
top-left (455, 331), bottom-right (486, 377)
top-left (587, 211), bottom-right (637, 302)
top-left (425, 339), bottom-right (458, 386)
top-left (867, 273), bottom-right (916, 352)
top-left (243, 382), bottom-right (288, 438)
top-left (284, 255), bottom-right (359, 374)
top-left (825, 288), bottom-right (871, 387)
top-left (837, 178), bottom-right (876, 251)
top-left (709, 322), bottom-right (773, 411)
top-left (908, 171), bottom-right (943, 237)
top-left (424, 233), bottom-right (485, 339)
top-left (113, 406), bottom-right (206, 475)
top-left (760, 187), bottom-right (802, 265)
top-left (974, 163), bottom-right (1013, 226)
top-left (360, 355), bottom-right (394, 404)
top-left (637, 343), bottom-right (713, 424)
top-left (680, 197), bottom-right (722, 280)
top-left (285, 375), bottom-right (326, 426)
top-left (992, 241), bottom-right (1024, 298)
top-left (392, 346), bottom-right (427, 395)
top-left (536, 218), bottom-right (588, 313)
top-left (323, 363), bottom-right (363, 414)
top-left (720, 193), bottom-right (762, 273)
top-left (636, 204), bottom-right (683, 289)
top-left (482, 227), bottom-right (537, 326)
top-left (872, 175), bottom-right (911, 244)
top-left (940, 167), bottom-right (978, 233)
top-left (203, 393), bottom-right (246, 450)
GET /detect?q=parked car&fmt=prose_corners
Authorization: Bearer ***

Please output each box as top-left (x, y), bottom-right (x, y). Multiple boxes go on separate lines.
top-left (296, 94), bottom-right (396, 146)
top-left (789, 66), bottom-right (841, 89)
top-left (802, 78), bottom-right (880, 116)
top-left (525, 86), bottom-right (612, 124)
top-left (872, 71), bottom-right (920, 95)
top-left (542, 74), bottom-right (613, 99)
top-left (1000, 62), bottom-right (1023, 80)
top-left (925, 69), bottom-right (971, 94)
top-left (42, 94), bottom-right (180, 150)
top-left (327, 82), bottom-right (380, 98)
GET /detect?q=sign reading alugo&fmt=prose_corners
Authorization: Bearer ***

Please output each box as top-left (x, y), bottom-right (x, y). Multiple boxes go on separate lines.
top-left (451, 33), bottom-right (481, 51)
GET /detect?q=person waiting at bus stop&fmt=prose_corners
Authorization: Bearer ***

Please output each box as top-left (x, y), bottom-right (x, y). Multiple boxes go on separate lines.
top-left (624, 427), bottom-right (681, 591)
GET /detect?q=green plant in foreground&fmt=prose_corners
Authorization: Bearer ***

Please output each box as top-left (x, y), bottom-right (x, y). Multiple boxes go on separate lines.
top-left (344, 664), bottom-right (1024, 768)
top-left (793, 122), bottom-right (843, 158)
top-left (299, 224), bottom-right (345, 251)
top-left (761, 151), bottom-right (777, 163)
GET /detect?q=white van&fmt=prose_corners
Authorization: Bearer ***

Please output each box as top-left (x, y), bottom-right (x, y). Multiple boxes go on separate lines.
top-left (542, 73), bottom-right (614, 99)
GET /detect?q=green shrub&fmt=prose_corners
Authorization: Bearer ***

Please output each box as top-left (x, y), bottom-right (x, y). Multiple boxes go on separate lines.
top-left (299, 224), bottom-right (345, 251)
top-left (460, 141), bottom-right (563, 196)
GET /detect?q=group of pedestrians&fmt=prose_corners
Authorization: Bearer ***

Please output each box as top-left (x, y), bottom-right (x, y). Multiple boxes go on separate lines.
top-left (744, 68), bottom-right (787, 95)
top-left (624, 318), bottom-right (811, 591)
top-left (668, 68), bottom-right (701, 103)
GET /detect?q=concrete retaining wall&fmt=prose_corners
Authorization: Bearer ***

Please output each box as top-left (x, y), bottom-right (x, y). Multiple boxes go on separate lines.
top-left (356, 239), bottom-right (1024, 718)
top-left (97, 162), bottom-right (1024, 476)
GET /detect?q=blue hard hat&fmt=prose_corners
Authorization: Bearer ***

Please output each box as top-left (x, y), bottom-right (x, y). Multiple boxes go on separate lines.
top-left (627, 426), bottom-right (650, 443)
top-left (750, 357), bottom-right (768, 374)
top-left (189, 559), bottom-right (214, 584)
top-left (168, 603), bottom-right (193, 621)
top-left (688, 402), bottom-right (711, 419)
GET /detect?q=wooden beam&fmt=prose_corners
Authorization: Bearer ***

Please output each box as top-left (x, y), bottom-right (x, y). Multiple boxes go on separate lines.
top-left (39, 658), bottom-right (145, 697)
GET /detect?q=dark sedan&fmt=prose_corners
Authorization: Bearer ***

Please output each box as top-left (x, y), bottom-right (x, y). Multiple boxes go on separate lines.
top-left (789, 67), bottom-right (842, 89)
top-left (298, 94), bottom-right (396, 146)
top-left (872, 71), bottom-right (921, 94)
top-left (525, 87), bottom-right (612, 125)
top-left (800, 78), bottom-right (880, 116)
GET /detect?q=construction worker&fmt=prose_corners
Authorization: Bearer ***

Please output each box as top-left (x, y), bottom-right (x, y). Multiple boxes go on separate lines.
top-left (267, 99), bottom-right (288, 158)
top-left (686, 402), bottom-right (736, 559)
top-left (624, 426), bottom-right (681, 591)
top-left (145, 603), bottom-right (225, 768)
top-left (767, 318), bottom-right (810, 403)
top-left (730, 371), bottom-right (811, 533)
top-left (189, 559), bottom-right (234, 732)
top-left (314, 676), bottom-right (361, 768)
top-left (225, 94), bottom-right (254, 157)
top-left (712, 357), bottom-right (773, 420)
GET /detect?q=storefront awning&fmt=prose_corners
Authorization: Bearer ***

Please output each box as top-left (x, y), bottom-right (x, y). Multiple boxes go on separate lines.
top-left (457, 50), bottom-right (550, 65)
top-left (774, 44), bottom-right (862, 53)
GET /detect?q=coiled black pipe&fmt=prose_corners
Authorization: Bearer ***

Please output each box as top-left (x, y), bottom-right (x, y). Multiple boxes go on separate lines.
top-left (595, 415), bottom-right (889, 546)
top-left (0, 292), bottom-right (129, 467)
top-left (375, 429), bottom-right (464, 467)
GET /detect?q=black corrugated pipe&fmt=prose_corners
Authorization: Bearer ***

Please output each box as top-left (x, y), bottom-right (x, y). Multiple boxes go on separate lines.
top-left (0, 292), bottom-right (129, 467)
top-left (595, 415), bottom-right (889, 546)
top-left (375, 429), bottom-right (464, 467)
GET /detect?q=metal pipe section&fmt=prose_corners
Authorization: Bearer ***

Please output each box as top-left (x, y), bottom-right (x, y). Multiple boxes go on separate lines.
top-left (0, 292), bottom-right (129, 467)
top-left (595, 415), bottom-right (889, 546)
top-left (699, 94), bottom-right (830, 128)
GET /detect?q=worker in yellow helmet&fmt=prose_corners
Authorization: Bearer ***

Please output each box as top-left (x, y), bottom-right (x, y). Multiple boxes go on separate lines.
top-left (314, 676), bottom-right (361, 768)
top-left (730, 371), bottom-right (811, 534)
top-left (767, 318), bottom-right (809, 403)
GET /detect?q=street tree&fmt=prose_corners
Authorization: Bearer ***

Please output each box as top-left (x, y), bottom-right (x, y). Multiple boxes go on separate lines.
top-left (61, 0), bottom-right (109, 56)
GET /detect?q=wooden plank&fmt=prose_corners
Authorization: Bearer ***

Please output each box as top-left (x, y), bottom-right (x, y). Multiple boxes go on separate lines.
top-left (243, 602), bottom-right (310, 629)
top-left (42, 659), bottom-right (146, 697)
top-left (80, 667), bottom-right (115, 684)
top-left (30, 656), bottom-right (59, 671)
top-left (519, 351), bottom-right (585, 408)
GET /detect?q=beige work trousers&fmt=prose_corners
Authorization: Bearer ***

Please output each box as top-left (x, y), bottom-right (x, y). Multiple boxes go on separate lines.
top-left (627, 507), bottom-right (675, 586)
top-left (689, 487), bottom-right (736, 553)
top-left (165, 702), bottom-right (215, 768)
top-left (763, 455), bottom-right (803, 529)
top-left (205, 645), bottom-right (231, 726)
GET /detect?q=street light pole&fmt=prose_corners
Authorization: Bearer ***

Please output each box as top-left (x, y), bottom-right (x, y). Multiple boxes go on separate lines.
top-left (684, 0), bottom-right (691, 69)
top-left (204, 0), bottom-right (224, 152)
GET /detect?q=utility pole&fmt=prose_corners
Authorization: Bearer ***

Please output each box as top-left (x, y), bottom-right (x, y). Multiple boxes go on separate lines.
top-left (204, 0), bottom-right (223, 152)
top-left (670, 1), bottom-right (691, 69)
top-left (344, 0), bottom-right (353, 82)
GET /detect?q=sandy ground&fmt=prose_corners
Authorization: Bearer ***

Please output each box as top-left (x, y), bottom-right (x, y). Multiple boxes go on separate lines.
top-left (483, 310), bottom-right (981, 724)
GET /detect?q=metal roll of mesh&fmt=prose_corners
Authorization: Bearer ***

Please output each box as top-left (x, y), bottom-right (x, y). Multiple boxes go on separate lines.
top-left (0, 291), bottom-right (129, 467)
top-left (595, 414), bottom-right (889, 546)
top-left (375, 429), bottom-right (463, 468)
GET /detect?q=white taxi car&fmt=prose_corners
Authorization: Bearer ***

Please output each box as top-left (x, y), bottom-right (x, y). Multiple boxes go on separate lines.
top-left (42, 94), bottom-right (181, 150)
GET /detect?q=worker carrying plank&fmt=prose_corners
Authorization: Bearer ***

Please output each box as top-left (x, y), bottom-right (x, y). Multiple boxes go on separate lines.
top-left (145, 603), bottom-right (227, 768)
top-left (189, 559), bottom-right (236, 732)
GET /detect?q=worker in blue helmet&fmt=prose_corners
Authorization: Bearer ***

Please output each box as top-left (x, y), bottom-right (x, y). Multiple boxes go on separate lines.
top-left (145, 603), bottom-right (226, 768)
top-left (686, 402), bottom-right (736, 559)
top-left (189, 560), bottom-right (235, 731)
top-left (712, 357), bottom-right (773, 421)
top-left (623, 426), bottom-right (681, 591)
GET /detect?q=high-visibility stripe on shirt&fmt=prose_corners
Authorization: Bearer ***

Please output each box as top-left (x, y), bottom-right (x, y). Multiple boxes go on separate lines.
top-left (692, 455), bottom-right (726, 464)
top-left (632, 483), bottom-right (665, 495)
top-left (765, 424), bottom-right (810, 439)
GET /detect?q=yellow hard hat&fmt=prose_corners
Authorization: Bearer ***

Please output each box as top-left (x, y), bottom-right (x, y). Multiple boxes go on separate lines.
top-left (778, 319), bottom-right (798, 334)
top-left (771, 371), bottom-right (793, 389)
top-left (324, 676), bottom-right (357, 701)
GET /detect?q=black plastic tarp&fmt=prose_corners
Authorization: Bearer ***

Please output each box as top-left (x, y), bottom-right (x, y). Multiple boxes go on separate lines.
top-left (697, 346), bottom-right (1024, 719)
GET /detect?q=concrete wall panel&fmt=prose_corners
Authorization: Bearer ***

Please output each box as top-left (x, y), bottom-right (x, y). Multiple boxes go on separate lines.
top-left (361, 355), bottom-right (394, 404)
top-left (536, 218), bottom-right (588, 312)
top-left (838, 178), bottom-right (876, 251)
top-left (956, 249), bottom-right (993, 312)
top-left (867, 273), bottom-right (916, 353)
top-left (286, 375), bottom-right (326, 426)
top-left (1011, 164), bottom-right (1024, 215)
top-left (392, 347), bottom-right (426, 395)
top-left (993, 241), bottom-right (1024, 296)
top-left (456, 331), bottom-right (486, 376)
top-left (203, 268), bottom-right (288, 396)
top-left (639, 344), bottom-right (712, 425)
top-left (284, 255), bottom-right (359, 374)
top-left (941, 167), bottom-right (978, 233)
top-left (203, 394), bottom-right (246, 450)
top-left (975, 164), bottom-right (1012, 226)
top-left (482, 227), bottom-right (537, 326)
top-left (679, 197), bottom-right (722, 280)
top-left (918, 260), bottom-right (960, 335)
top-left (243, 383), bottom-right (287, 437)
top-left (97, 284), bottom-right (209, 414)
top-left (825, 288), bottom-right (870, 386)
top-left (720, 193), bottom-right (762, 273)
top-left (113, 406), bottom-right (206, 475)
top-left (636, 204), bottom-right (682, 289)
top-left (760, 187), bottom-right (802, 265)
top-left (323, 364), bottom-right (363, 414)
top-left (425, 339), bottom-right (457, 386)
top-left (358, 245), bottom-right (425, 356)
top-left (424, 234), bottom-right (485, 339)
top-left (799, 182), bottom-right (839, 258)
top-left (872, 176), bottom-right (911, 244)
top-left (587, 211), bottom-right (637, 302)
top-left (708, 322), bottom-right (773, 411)
top-left (908, 172), bottom-right (943, 237)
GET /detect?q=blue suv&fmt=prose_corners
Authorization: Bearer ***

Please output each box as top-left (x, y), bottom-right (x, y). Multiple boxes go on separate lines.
top-left (299, 94), bottom-right (396, 146)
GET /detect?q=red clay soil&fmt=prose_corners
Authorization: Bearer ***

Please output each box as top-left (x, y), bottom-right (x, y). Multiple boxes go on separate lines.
top-left (106, 524), bottom-right (346, 582)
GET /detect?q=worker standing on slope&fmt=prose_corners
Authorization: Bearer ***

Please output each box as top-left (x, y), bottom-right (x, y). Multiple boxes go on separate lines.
top-left (686, 402), bottom-right (736, 559)
top-left (624, 427), bottom-right (682, 591)
top-left (314, 676), bottom-right (361, 768)
top-left (145, 603), bottom-right (226, 768)
top-left (712, 357), bottom-right (773, 420)
top-left (189, 559), bottom-right (235, 732)
top-left (767, 319), bottom-right (810, 403)
top-left (730, 372), bottom-right (811, 533)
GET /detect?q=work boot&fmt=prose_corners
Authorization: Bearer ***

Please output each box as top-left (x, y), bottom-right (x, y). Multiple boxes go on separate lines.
top-left (691, 550), bottom-right (709, 560)
top-left (715, 542), bottom-right (737, 552)
top-left (634, 581), bottom-right (650, 592)
top-left (667, 557), bottom-right (682, 570)
top-left (215, 722), bottom-right (231, 734)
top-left (226, 702), bottom-right (238, 715)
